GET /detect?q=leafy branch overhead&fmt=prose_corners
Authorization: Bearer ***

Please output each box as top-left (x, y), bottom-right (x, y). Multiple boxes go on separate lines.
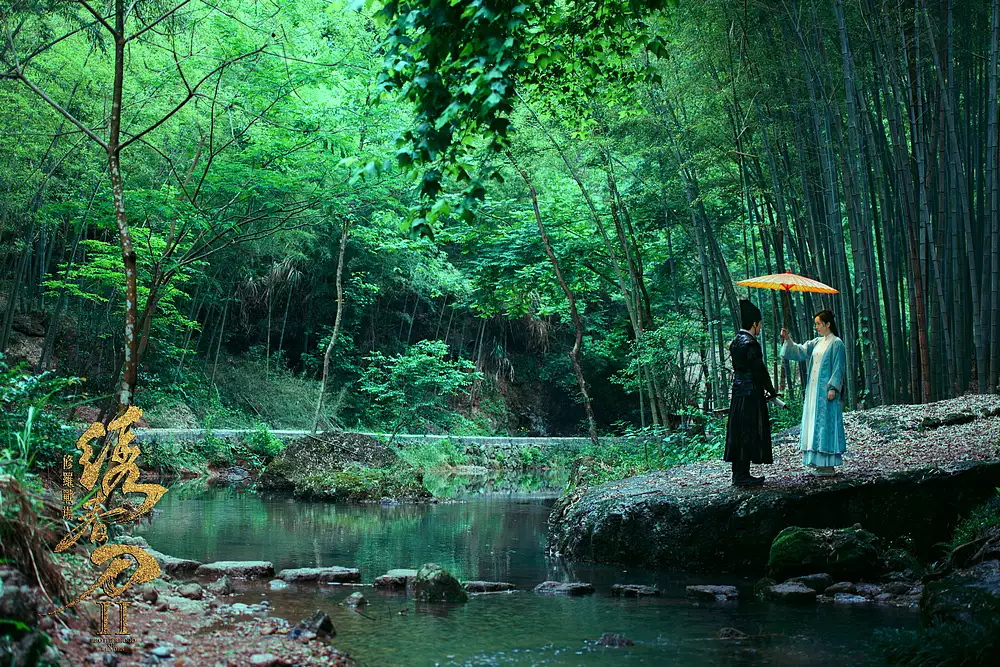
top-left (357, 0), bottom-right (675, 234)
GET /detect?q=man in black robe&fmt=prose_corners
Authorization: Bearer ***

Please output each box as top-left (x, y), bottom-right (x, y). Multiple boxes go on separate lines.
top-left (724, 300), bottom-right (778, 486)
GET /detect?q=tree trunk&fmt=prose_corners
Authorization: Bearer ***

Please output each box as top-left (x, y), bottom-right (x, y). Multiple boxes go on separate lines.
top-left (313, 218), bottom-right (351, 433)
top-left (508, 151), bottom-right (599, 446)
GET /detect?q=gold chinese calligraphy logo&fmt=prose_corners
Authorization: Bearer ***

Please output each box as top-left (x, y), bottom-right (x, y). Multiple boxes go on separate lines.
top-left (45, 406), bottom-right (168, 637)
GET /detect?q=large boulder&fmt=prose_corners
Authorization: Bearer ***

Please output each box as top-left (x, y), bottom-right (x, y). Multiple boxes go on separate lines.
top-left (548, 396), bottom-right (1000, 572)
top-left (258, 431), bottom-right (397, 490)
top-left (413, 563), bottom-right (468, 603)
top-left (920, 560), bottom-right (1000, 627)
top-left (767, 525), bottom-right (881, 580)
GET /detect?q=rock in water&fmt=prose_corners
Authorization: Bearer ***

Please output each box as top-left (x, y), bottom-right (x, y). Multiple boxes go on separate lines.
top-left (195, 561), bottom-right (275, 579)
top-left (533, 581), bottom-right (595, 596)
top-left (463, 581), bottom-right (517, 593)
top-left (294, 610), bottom-right (335, 638)
top-left (207, 575), bottom-right (234, 595)
top-left (413, 563), bottom-right (468, 603)
top-left (276, 566), bottom-right (361, 583)
top-left (346, 592), bottom-right (367, 608)
top-left (145, 548), bottom-right (202, 576)
top-left (178, 583), bottom-right (203, 600)
top-left (767, 525), bottom-right (881, 581)
top-left (596, 633), bottom-right (634, 647)
top-left (824, 581), bottom-right (856, 595)
top-left (373, 569), bottom-right (419, 589)
top-left (855, 583), bottom-right (883, 598)
top-left (762, 583), bottom-right (817, 604)
top-left (785, 573), bottom-right (834, 592)
top-left (685, 585), bottom-right (738, 601)
top-left (611, 584), bottom-right (661, 597)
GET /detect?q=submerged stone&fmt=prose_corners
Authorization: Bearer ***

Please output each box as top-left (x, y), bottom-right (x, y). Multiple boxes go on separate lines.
top-left (596, 632), bottom-right (634, 647)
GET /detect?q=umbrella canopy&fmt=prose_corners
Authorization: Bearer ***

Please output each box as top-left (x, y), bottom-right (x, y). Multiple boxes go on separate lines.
top-left (736, 270), bottom-right (838, 294)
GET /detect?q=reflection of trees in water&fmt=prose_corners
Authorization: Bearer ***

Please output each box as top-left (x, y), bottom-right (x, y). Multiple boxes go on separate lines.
top-left (139, 489), bottom-right (552, 583)
top-left (422, 470), bottom-right (569, 497)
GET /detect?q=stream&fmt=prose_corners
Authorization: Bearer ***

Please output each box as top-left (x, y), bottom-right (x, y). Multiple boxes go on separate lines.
top-left (136, 474), bottom-right (918, 666)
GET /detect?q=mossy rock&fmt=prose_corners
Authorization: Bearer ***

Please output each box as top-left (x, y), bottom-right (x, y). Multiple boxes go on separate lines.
top-left (768, 524), bottom-right (882, 580)
top-left (413, 563), bottom-right (468, 603)
top-left (258, 431), bottom-right (398, 490)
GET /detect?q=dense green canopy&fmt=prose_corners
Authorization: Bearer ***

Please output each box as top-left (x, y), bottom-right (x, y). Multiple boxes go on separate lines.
top-left (1, 0), bottom-right (997, 436)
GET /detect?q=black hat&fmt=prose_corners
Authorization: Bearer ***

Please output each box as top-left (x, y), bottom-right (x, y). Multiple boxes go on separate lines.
top-left (740, 299), bottom-right (762, 329)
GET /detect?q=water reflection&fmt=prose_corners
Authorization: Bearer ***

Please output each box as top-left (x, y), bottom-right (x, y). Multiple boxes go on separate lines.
top-left (137, 483), bottom-right (918, 666)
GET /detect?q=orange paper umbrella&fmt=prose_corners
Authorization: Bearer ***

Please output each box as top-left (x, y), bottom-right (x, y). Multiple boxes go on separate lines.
top-left (736, 270), bottom-right (839, 294)
top-left (736, 270), bottom-right (838, 330)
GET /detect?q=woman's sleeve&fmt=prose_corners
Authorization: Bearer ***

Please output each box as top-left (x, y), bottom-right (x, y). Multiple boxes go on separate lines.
top-left (827, 340), bottom-right (846, 392)
top-left (780, 338), bottom-right (811, 361)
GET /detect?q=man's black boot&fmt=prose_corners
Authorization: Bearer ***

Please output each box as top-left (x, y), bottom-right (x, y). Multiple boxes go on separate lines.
top-left (732, 460), bottom-right (764, 487)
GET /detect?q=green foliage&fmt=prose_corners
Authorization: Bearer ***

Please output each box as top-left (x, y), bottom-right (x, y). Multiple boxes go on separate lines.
top-left (295, 462), bottom-right (429, 501)
top-left (246, 422), bottom-right (286, 458)
top-left (358, 340), bottom-right (482, 433)
top-left (569, 417), bottom-right (725, 488)
top-left (518, 445), bottom-right (543, 468)
top-left (771, 396), bottom-right (804, 434)
top-left (365, 0), bottom-right (675, 230)
top-left (946, 489), bottom-right (1000, 551)
top-left (395, 438), bottom-right (470, 469)
top-left (612, 315), bottom-right (708, 414)
top-left (0, 356), bottom-right (80, 476)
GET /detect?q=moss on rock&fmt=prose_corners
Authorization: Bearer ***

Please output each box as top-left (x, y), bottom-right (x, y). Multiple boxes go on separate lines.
top-left (413, 563), bottom-right (468, 603)
top-left (768, 524), bottom-right (881, 580)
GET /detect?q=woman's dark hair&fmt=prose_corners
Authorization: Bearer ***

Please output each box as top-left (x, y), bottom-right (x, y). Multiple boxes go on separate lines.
top-left (814, 309), bottom-right (839, 337)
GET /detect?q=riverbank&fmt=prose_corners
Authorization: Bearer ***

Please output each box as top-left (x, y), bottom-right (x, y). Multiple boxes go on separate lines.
top-left (548, 395), bottom-right (1000, 571)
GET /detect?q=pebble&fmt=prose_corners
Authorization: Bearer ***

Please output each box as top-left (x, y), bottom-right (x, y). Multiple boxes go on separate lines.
top-left (249, 654), bottom-right (282, 666)
top-left (151, 646), bottom-right (172, 658)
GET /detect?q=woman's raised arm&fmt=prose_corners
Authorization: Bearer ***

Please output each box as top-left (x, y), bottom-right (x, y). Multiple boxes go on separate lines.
top-left (780, 337), bottom-right (810, 361)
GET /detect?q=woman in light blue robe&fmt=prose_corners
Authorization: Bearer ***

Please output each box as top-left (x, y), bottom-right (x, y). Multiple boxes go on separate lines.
top-left (779, 310), bottom-right (847, 475)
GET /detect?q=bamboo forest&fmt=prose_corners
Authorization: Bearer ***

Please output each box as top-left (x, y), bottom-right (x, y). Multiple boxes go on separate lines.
top-left (2, 1), bottom-right (1000, 665)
